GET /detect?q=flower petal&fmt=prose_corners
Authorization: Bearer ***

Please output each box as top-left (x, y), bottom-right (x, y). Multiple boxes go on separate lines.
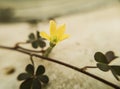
top-left (56, 24), bottom-right (66, 38)
top-left (40, 32), bottom-right (50, 40)
top-left (60, 34), bottom-right (69, 41)
top-left (50, 20), bottom-right (56, 36)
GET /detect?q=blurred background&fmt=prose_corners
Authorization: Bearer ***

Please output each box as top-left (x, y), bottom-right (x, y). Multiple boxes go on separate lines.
top-left (0, 0), bottom-right (119, 23)
top-left (0, 0), bottom-right (120, 89)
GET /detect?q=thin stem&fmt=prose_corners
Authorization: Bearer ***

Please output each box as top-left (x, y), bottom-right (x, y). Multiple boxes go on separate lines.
top-left (0, 45), bottom-right (119, 89)
top-left (81, 66), bottom-right (97, 71)
top-left (15, 42), bottom-right (45, 53)
top-left (18, 46), bottom-right (45, 53)
top-left (15, 42), bottom-right (29, 48)
top-left (43, 46), bottom-right (54, 57)
top-left (30, 54), bottom-right (35, 67)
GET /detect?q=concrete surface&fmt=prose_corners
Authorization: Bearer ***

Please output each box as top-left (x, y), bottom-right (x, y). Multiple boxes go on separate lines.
top-left (0, 3), bottom-right (120, 89)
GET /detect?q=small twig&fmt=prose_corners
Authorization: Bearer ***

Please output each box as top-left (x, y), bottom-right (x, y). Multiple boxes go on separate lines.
top-left (0, 45), bottom-right (119, 89)
top-left (15, 42), bottom-right (29, 48)
top-left (81, 66), bottom-right (97, 71)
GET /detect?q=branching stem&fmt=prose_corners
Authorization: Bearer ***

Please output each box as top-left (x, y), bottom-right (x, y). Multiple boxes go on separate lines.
top-left (15, 42), bottom-right (45, 53)
top-left (81, 66), bottom-right (97, 71)
top-left (0, 45), bottom-right (119, 89)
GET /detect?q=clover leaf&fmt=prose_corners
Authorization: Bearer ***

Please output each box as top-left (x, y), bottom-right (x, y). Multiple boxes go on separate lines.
top-left (94, 52), bottom-right (108, 64)
top-left (110, 66), bottom-right (120, 81)
top-left (27, 31), bottom-right (46, 49)
top-left (17, 64), bottom-right (49, 89)
top-left (97, 63), bottom-right (110, 72)
top-left (94, 51), bottom-right (120, 81)
top-left (105, 51), bottom-right (118, 63)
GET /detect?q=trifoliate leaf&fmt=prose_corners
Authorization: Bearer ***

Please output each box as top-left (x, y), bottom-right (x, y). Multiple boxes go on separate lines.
top-left (20, 78), bottom-right (33, 89)
top-left (94, 52), bottom-right (108, 64)
top-left (25, 64), bottom-right (34, 75)
top-left (36, 65), bottom-right (45, 76)
top-left (17, 73), bottom-right (31, 81)
top-left (97, 63), bottom-right (109, 72)
top-left (38, 40), bottom-right (46, 48)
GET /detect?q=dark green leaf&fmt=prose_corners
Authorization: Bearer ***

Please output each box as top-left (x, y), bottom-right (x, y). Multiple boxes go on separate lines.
top-left (38, 75), bottom-right (49, 84)
top-left (32, 41), bottom-right (38, 49)
top-left (20, 78), bottom-right (33, 89)
top-left (32, 78), bottom-right (41, 89)
top-left (37, 31), bottom-right (40, 39)
top-left (17, 73), bottom-right (31, 81)
top-left (110, 66), bottom-right (120, 75)
top-left (38, 40), bottom-right (46, 48)
top-left (111, 68), bottom-right (120, 81)
top-left (29, 33), bottom-right (35, 40)
top-left (94, 52), bottom-right (108, 64)
top-left (105, 51), bottom-right (118, 63)
top-left (26, 64), bottom-right (34, 75)
top-left (97, 63), bottom-right (109, 72)
top-left (36, 65), bottom-right (45, 76)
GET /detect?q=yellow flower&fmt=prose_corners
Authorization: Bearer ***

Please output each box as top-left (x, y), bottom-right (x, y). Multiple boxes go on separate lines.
top-left (40, 20), bottom-right (69, 44)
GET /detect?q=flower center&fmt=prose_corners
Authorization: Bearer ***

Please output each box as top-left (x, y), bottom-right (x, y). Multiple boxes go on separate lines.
top-left (50, 36), bottom-right (58, 44)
